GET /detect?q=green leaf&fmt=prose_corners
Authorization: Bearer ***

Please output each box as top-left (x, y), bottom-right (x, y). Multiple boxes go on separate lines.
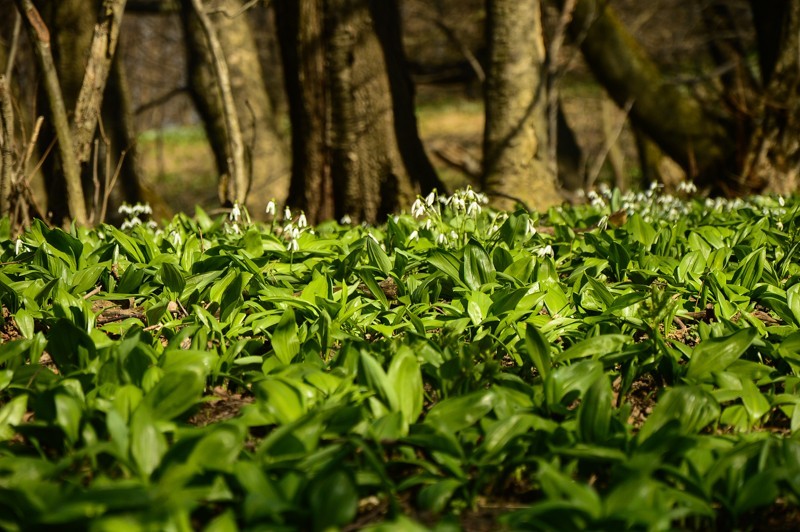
top-left (256, 378), bottom-right (306, 424)
top-left (732, 247), bottom-right (765, 289)
top-left (523, 322), bottom-right (552, 378)
top-left (159, 262), bottom-right (186, 295)
top-left (309, 470), bottom-right (358, 529)
top-left (417, 478), bottom-right (462, 514)
top-left (143, 369), bottom-right (205, 421)
top-left (219, 272), bottom-right (244, 323)
top-left (359, 350), bottom-right (399, 413)
top-left (366, 236), bottom-right (392, 273)
top-left (555, 334), bottom-right (631, 363)
top-left (424, 390), bottom-right (494, 433)
top-left (272, 308), bottom-right (300, 365)
top-left (14, 308), bottom-right (34, 339)
top-left (462, 240), bottom-right (495, 290)
top-left (387, 347), bottom-right (423, 426)
top-left (578, 376), bottom-right (613, 443)
top-left (638, 386), bottom-right (720, 442)
top-left (0, 395), bottom-right (28, 441)
top-left (686, 328), bottom-right (758, 380)
top-left (130, 406), bottom-right (166, 478)
top-left (427, 249), bottom-right (464, 286)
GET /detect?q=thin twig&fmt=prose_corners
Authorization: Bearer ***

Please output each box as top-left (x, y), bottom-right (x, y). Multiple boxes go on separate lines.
top-left (5, 11), bottom-right (22, 82)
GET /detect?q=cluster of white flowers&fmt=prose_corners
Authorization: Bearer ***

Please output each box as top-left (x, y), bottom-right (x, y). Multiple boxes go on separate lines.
top-left (281, 206), bottom-right (309, 253)
top-left (581, 183), bottom-right (693, 223)
top-left (118, 202), bottom-right (157, 231)
top-left (411, 186), bottom-right (489, 221)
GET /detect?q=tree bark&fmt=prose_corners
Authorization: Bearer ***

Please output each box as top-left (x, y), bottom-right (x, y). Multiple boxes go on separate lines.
top-left (183, 0), bottom-right (289, 212)
top-left (275, 0), bottom-right (442, 224)
top-left (557, 0), bottom-right (733, 187)
top-left (740, 1), bottom-right (800, 195)
top-left (17, 0), bottom-right (88, 225)
top-left (482, 0), bottom-right (560, 211)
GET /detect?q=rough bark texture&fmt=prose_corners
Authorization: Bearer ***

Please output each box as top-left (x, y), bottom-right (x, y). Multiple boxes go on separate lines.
top-left (276, 0), bottom-right (441, 224)
top-left (183, 0), bottom-right (289, 212)
top-left (483, 0), bottom-right (560, 211)
top-left (561, 0), bottom-right (733, 186)
top-left (741, 2), bottom-right (800, 195)
top-left (22, 0), bottom-right (88, 225)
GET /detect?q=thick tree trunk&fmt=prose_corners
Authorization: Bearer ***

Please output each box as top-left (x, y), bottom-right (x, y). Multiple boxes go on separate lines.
top-left (182, 0), bottom-right (290, 212)
top-left (275, 0), bottom-right (442, 224)
top-left (741, 1), bottom-right (800, 195)
top-left (482, 0), bottom-right (560, 210)
top-left (557, 0), bottom-right (733, 188)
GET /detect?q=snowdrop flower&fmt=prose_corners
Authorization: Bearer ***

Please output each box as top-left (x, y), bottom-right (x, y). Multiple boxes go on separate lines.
top-left (598, 215), bottom-right (609, 230)
top-left (425, 190), bottom-right (437, 207)
top-left (467, 201), bottom-right (481, 217)
top-left (297, 211), bottom-right (308, 228)
top-left (121, 217), bottom-right (142, 230)
top-left (526, 217), bottom-right (537, 236)
top-left (170, 231), bottom-right (182, 247)
top-left (118, 204), bottom-right (132, 216)
top-left (411, 198), bottom-right (426, 218)
top-left (229, 202), bottom-right (241, 223)
top-left (536, 245), bottom-right (554, 258)
top-left (287, 238), bottom-right (300, 252)
top-left (777, 221), bottom-right (784, 231)
top-left (437, 233), bottom-right (447, 245)
top-left (408, 230), bottom-right (419, 241)
top-left (266, 199), bottom-right (277, 216)
top-left (778, 195), bottom-right (785, 207)
top-left (14, 239), bottom-right (23, 255)
top-left (146, 221), bottom-right (158, 231)
top-left (284, 206), bottom-right (292, 221)
top-left (340, 214), bottom-right (352, 225)
top-left (677, 181), bottom-right (697, 194)
top-left (424, 219), bottom-right (433, 231)
top-left (452, 196), bottom-right (466, 212)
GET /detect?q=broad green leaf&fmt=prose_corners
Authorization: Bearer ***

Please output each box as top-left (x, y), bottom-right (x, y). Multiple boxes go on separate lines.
top-left (309, 470), bottom-right (358, 529)
top-left (143, 369), bottom-right (204, 421)
top-left (417, 478), bottom-right (462, 514)
top-left (523, 322), bottom-right (552, 378)
top-left (740, 377), bottom-right (770, 423)
top-left (387, 347), bottom-right (423, 425)
top-left (638, 386), bottom-right (720, 441)
top-left (366, 236), bottom-right (392, 273)
top-left (462, 240), bottom-right (495, 290)
top-left (686, 328), bottom-right (758, 380)
top-left (14, 308), bottom-right (34, 338)
top-left (272, 308), bottom-right (300, 365)
top-left (130, 406), bottom-right (167, 478)
top-left (578, 376), bottom-right (613, 443)
top-left (424, 390), bottom-right (494, 433)
top-left (0, 395), bottom-right (28, 441)
top-left (359, 350), bottom-right (399, 413)
top-left (555, 334), bottom-right (631, 363)
top-left (159, 262), bottom-right (186, 295)
top-left (427, 249), bottom-right (464, 286)
top-left (256, 378), bottom-right (306, 424)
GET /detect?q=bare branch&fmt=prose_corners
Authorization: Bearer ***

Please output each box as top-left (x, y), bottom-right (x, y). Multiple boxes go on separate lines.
top-left (4, 11), bottom-right (22, 82)
top-left (0, 76), bottom-right (14, 217)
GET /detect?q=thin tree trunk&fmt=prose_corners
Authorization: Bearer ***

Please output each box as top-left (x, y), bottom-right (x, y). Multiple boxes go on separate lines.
top-left (483, 0), bottom-right (560, 210)
top-left (187, 0), bottom-right (248, 206)
top-left (72, 0), bottom-right (127, 165)
top-left (16, 0), bottom-right (87, 224)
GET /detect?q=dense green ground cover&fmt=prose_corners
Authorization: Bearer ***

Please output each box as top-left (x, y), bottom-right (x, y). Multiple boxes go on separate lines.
top-left (1, 187), bottom-right (800, 530)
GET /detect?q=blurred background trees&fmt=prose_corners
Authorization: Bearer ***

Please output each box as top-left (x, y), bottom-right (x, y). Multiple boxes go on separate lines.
top-left (0, 0), bottom-right (797, 229)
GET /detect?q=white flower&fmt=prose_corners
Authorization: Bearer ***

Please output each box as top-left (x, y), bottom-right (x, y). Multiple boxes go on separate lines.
top-left (467, 201), bottom-right (481, 217)
top-left (777, 221), bottom-right (784, 231)
top-left (340, 214), bottom-right (352, 225)
top-left (411, 198), bottom-right (426, 218)
top-left (598, 215), bottom-right (609, 230)
top-left (677, 181), bottom-right (697, 194)
top-left (425, 190), bottom-right (436, 207)
top-left (449, 230), bottom-right (458, 241)
top-left (536, 245), bottom-right (554, 258)
top-left (229, 203), bottom-right (241, 222)
top-left (229, 223), bottom-right (241, 234)
top-left (284, 206), bottom-right (292, 221)
top-left (778, 195), bottom-right (786, 207)
top-left (424, 219), bottom-right (433, 231)
top-left (287, 238), bottom-right (300, 252)
top-left (408, 230), bottom-right (419, 241)
top-left (266, 199), bottom-right (276, 216)
top-left (14, 239), bottom-right (23, 255)
top-left (118, 204), bottom-right (132, 215)
top-left (146, 221), bottom-right (158, 230)
top-left (453, 196), bottom-right (466, 211)
top-left (526, 218), bottom-right (537, 236)
top-left (437, 233), bottom-right (447, 245)
top-left (298, 211), bottom-right (308, 228)
top-left (170, 231), bottom-right (182, 247)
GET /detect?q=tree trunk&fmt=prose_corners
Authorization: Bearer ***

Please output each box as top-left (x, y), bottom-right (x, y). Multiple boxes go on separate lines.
top-left (182, 0), bottom-right (290, 213)
top-left (482, 0), bottom-right (561, 211)
top-left (275, 0), bottom-right (442, 225)
top-left (741, 1), bottom-right (800, 195)
top-left (556, 0), bottom-right (734, 188)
